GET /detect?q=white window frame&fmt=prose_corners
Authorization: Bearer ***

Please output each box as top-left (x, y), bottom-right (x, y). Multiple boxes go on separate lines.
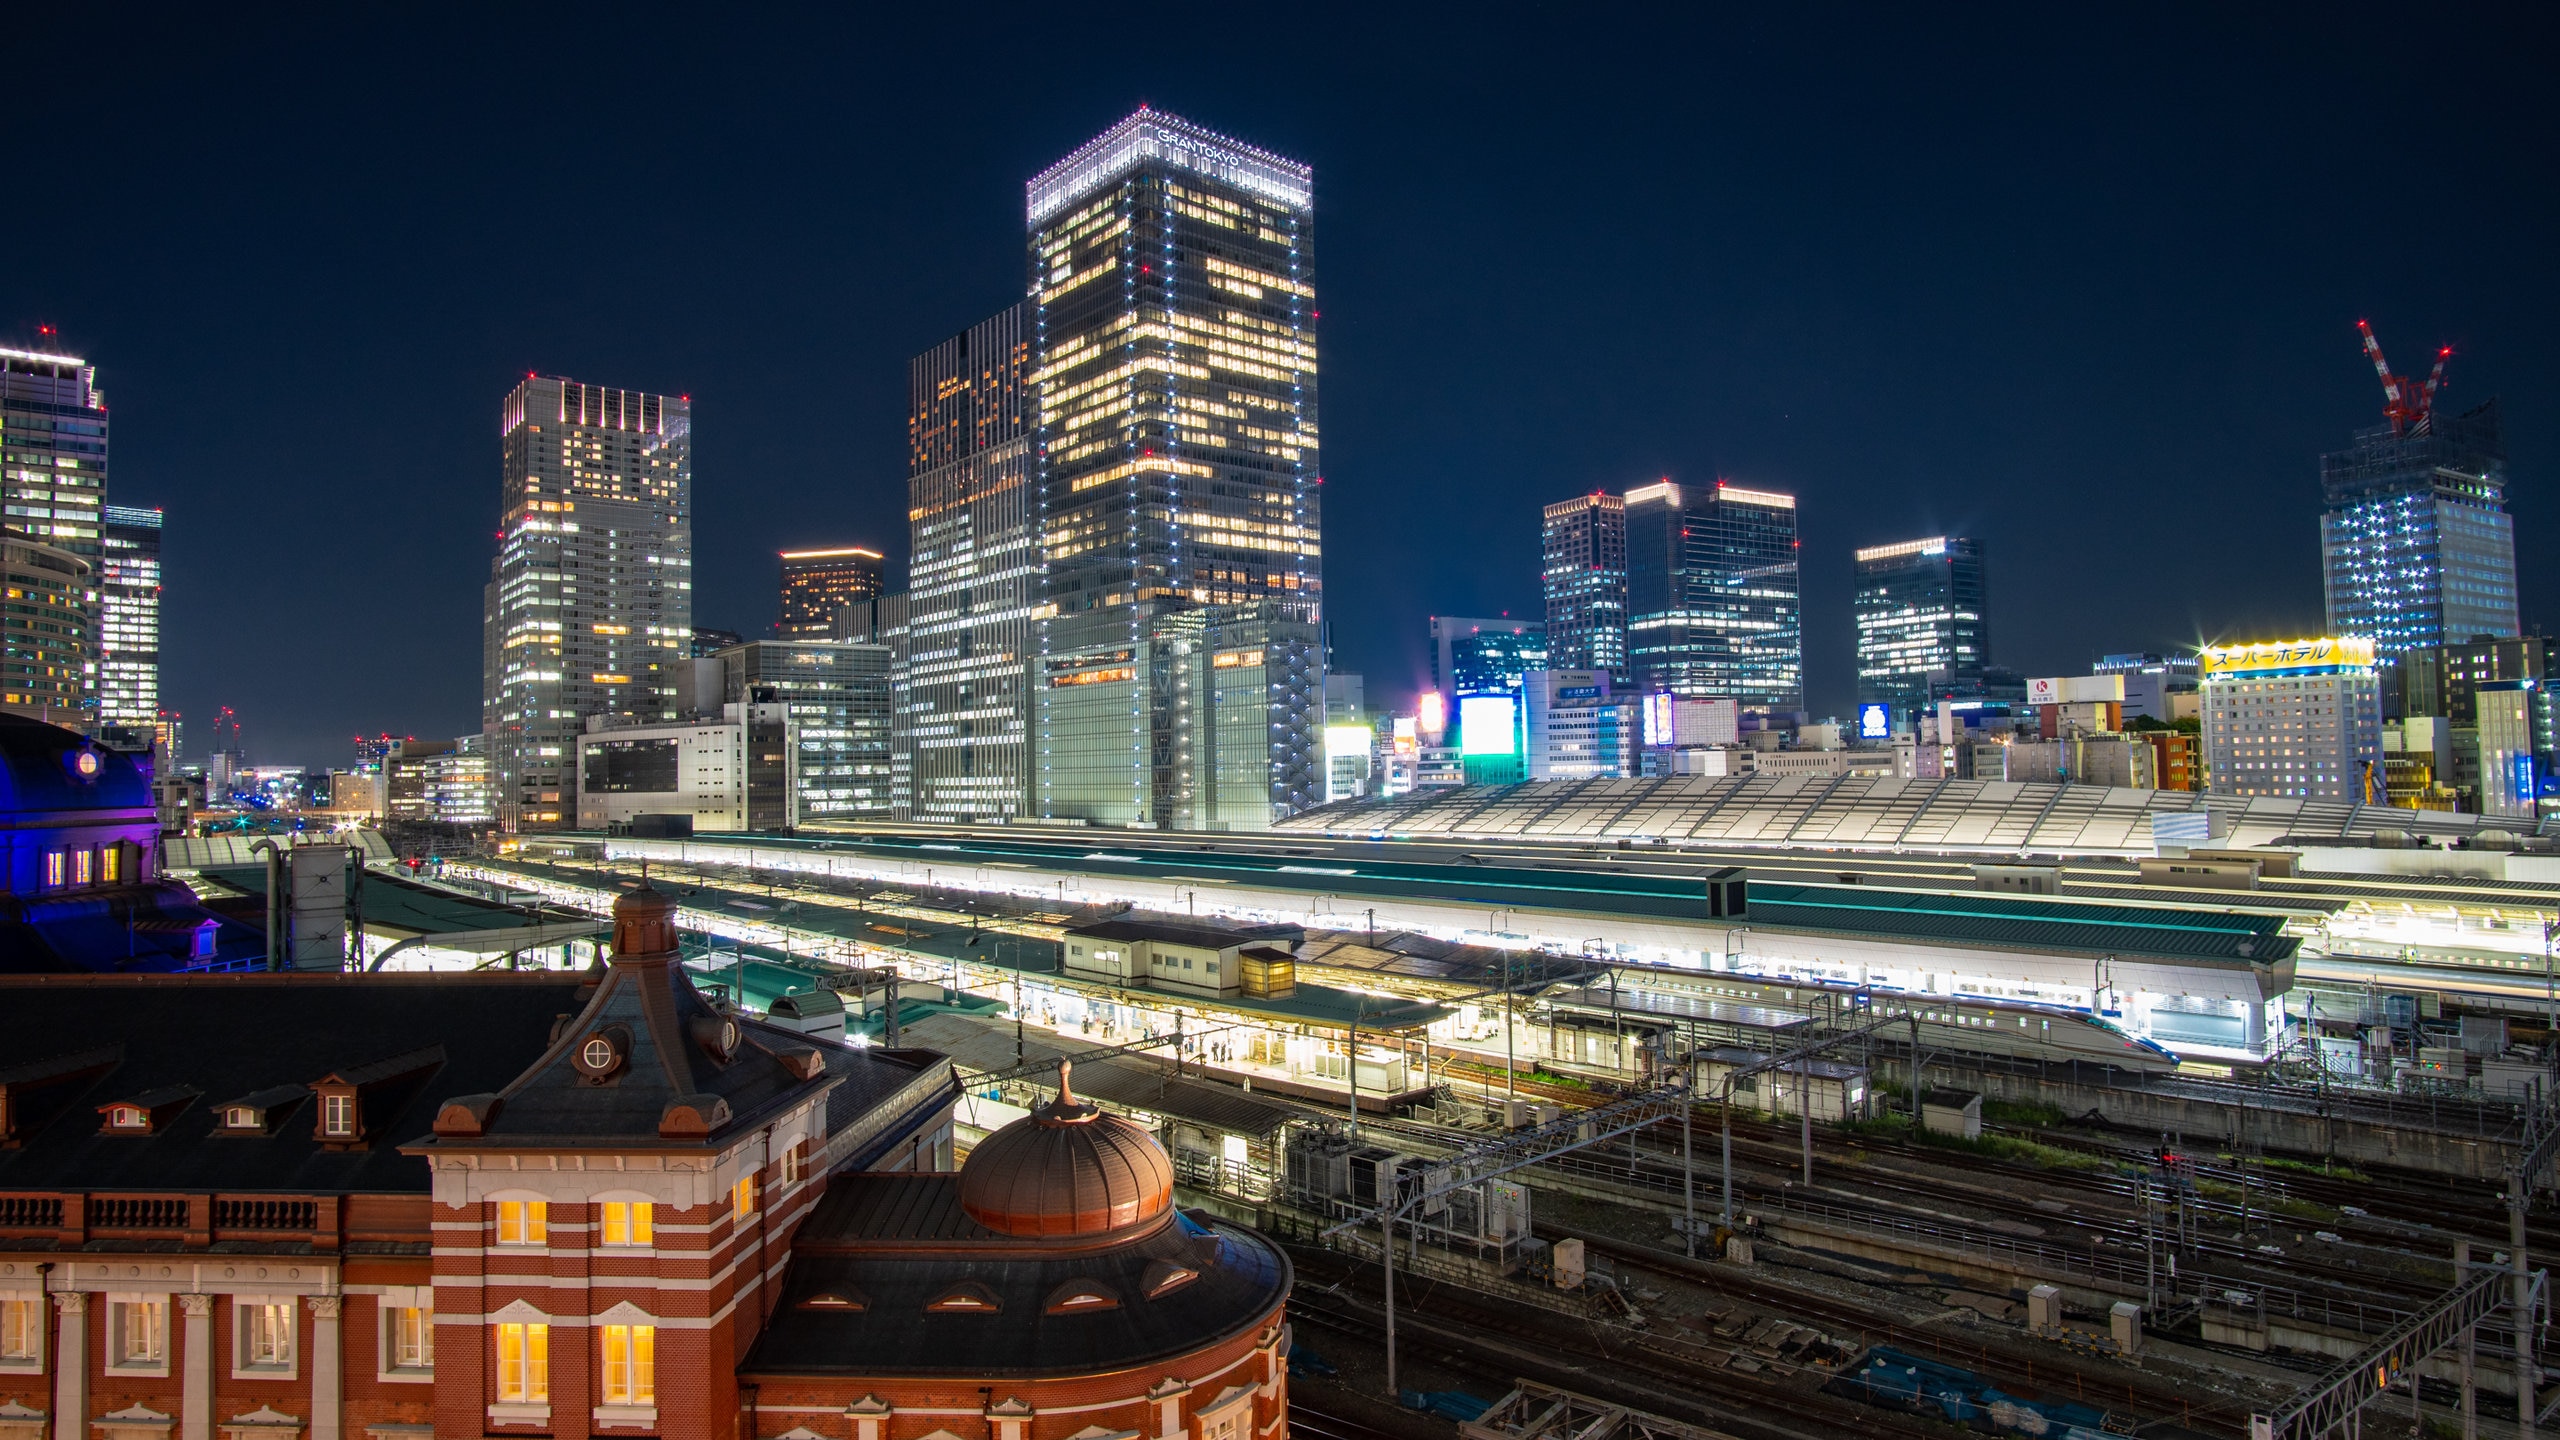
top-left (232, 1297), bottom-right (297, 1380)
top-left (0, 1292), bottom-right (42, 1373)
top-left (105, 1294), bottom-right (170, 1377)
top-left (320, 1092), bottom-right (357, 1138)
top-left (376, 1288), bottom-right (433, 1383)
top-left (599, 1323), bottom-right (655, 1404)
top-left (598, 1200), bottom-right (653, 1249)
top-left (494, 1319), bottom-right (550, 1404)
top-left (495, 1199), bottom-right (548, 1246)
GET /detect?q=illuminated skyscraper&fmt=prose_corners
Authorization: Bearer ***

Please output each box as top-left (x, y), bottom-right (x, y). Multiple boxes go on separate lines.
top-left (2, 344), bottom-right (109, 710)
top-left (1542, 492), bottom-right (1626, 676)
top-left (1027, 109), bottom-right (1324, 828)
top-left (483, 377), bottom-right (692, 832)
top-left (776, 547), bottom-right (884, 639)
top-left (98, 505), bottom-right (162, 732)
top-left (1428, 616), bottom-right (1548, 697)
top-left (0, 345), bottom-right (107, 568)
top-left (2320, 399), bottom-right (2517, 671)
top-left (906, 304), bottom-right (1037, 822)
top-left (1625, 479), bottom-right (1801, 709)
top-left (1852, 536), bottom-right (1987, 716)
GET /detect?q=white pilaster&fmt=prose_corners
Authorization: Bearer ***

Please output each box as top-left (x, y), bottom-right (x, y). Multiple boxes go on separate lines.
top-left (49, 1293), bottom-right (84, 1440)
top-left (179, 1294), bottom-right (215, 1440)
top-left (307, 1296), bottom-right (342, 1440)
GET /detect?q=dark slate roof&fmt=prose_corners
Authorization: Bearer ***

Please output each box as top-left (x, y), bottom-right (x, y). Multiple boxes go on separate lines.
top-left (0, 972), bottom-right (589, 1197)
top-left (441, 946), bottom-right (836, 1151)
top-left (899, 1014), bottom-right (1297, 1141)
top-left (1063, 915), bottom-right (1304, 950)
top-left (745, 1175), bottom-right (1288, 1379)
top-left (0, 711), bottom-right (147, 815)
top-left (195, 866), bottom-right (596, 939)
top-left (0, 882), bottom-right (268, 973)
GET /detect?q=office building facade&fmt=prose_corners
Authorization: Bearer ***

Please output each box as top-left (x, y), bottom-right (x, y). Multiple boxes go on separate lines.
top-left (386, 735), bottom-right (496, 825)
top-left (0, 533), bottom-right (89, 723)
top-left (776, 547), bottom-right (884, 639)
top-left (1543, 492), bottom-right (1627, 676)
top-left (1430, 617), bottom-right (1548, 698)
top-left (2199, 637), bottom-right (2385, 802)
top-left (484, 377), bottom-right (693, 831)
top-left (907, 304), bottom-right (1038, 822)
top-left (97, 505), bottom-right (161, 733)
top-left (2320, 400), bottom-right (2518, 672)
top-left (1852, 536), bottom-right (1987, 716)
top-left (1524, 669), bottom-right (1637, 780)
top-left (1626, 480), bottom-right (1802, 709)
top-left (718, 639), bottom-right (897, 823)
top-left (576, 703), bottom-right (791, 834)
top-left (2, 344), bottom-right (109, 710)
top-left (1028, 110), bottom-right (1324, 828)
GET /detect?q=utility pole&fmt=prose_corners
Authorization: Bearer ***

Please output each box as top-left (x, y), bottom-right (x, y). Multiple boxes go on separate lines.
top-left (1682, 1053), bottom-right (1697, 1257)
top-left (2458, 1239), bottom-right (2478, 1440)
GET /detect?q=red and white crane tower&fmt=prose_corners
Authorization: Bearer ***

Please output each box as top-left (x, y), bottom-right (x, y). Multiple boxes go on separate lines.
top-left (2356, 319), bottom-right (2453, 437)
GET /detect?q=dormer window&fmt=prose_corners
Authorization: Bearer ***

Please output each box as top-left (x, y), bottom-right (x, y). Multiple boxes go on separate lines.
top-left (96, 1086), bottom-right (196, 1135)
top-left (572, 1026), bottom-right (630, 1082)
top-left (924, 1281), bottom-right (1001, 1314)
top-left (209, 1085), bottom-right (304, 1138)
top-left (320, 1093), bottom-right (356, 1138)
top-left (1045, 1281), bottom-right (1120, 1314)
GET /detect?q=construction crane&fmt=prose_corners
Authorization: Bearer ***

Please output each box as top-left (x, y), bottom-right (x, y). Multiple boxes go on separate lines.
top-left (2357, 319), bottom-right (2453, 437)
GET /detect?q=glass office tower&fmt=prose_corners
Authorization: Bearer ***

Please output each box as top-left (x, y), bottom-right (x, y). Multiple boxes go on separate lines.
top-left (1028, 109), bottom-right (1323, 829)
top-left (2320, 400), bottom-right (2517, 673)
top-left (98, 505), bottom-right (162, 733)
top-left (1625, 479), bottom-right (1802, 710)
top-left (1852, 535), bottom-right (1988, 715)
top-left (1429, 616), bottom-right (1549, 697)
top-left (776, 547), bottom-right (884, 639)
top-left (483, 377), bottom-right (692, 831)
top-left (2, 344), bottom-right (109, 711)
top-left (907, 303), bottom-right (1038, 822)
top-left (1542, 492), bottom-right (1627, 676)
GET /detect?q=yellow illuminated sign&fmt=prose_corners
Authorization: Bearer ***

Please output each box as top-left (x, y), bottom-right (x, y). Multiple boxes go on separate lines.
top-left (2197, 636), bottom-right (2375, 676)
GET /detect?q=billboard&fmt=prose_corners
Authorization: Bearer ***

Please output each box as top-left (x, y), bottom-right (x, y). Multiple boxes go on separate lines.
top-left (1458, 694), bottom-right (1519, 757)
top-left (1324, 724), bottom-right (1373, 759)
top-left (1643, 693), bottom-right (1675, 747)
top-left (2026, 674), bottom-right (2124, 706)
top-left (1857, 703), bottom-right (1891, 740)
top-left (2197, 636), bottom-right (2376, 677)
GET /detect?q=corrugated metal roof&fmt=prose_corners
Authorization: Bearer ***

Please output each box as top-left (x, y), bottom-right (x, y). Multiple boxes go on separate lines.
top-left (901, 1013), bottom-right (1296, 1140)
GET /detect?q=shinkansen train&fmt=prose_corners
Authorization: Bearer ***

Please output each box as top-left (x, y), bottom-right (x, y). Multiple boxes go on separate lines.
top-left (1470, 972), bottom-right (2182, 1084)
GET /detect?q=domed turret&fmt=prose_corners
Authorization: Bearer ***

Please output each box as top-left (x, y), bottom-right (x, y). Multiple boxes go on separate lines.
top-left (611, 881), bottom-right (681, 961)
top-left (958, 1060), bottom-right (1174, 1239)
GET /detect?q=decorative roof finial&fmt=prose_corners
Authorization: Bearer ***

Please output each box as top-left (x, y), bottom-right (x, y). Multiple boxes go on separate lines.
top-left (1056, 1057), bottom-right (1075, 1108)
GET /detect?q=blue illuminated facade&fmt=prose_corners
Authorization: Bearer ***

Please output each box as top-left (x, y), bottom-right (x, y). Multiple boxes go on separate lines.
top-left (2320, 400), bottom-right (2518, 671)
top-left (0, 712), bottom-right (262, 970)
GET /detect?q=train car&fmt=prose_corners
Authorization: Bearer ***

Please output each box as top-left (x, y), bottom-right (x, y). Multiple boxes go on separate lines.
top-left (1538, 971), bottom-right (2182, 1076)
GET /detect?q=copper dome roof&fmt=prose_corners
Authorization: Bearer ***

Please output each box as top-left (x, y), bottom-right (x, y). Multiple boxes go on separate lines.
top-left (957, 1061), bottom-right (1174, 1240)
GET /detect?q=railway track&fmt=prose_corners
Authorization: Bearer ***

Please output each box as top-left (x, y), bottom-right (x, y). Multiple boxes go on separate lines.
top-left (1286, 1246), bottom-right (1921, 1440)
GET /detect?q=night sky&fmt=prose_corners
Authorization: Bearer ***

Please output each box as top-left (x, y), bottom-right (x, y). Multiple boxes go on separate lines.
top-left (12, 9), bottom-right (2556, 765)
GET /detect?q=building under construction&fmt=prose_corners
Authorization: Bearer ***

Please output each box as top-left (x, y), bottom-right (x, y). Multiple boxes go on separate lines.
top-left (2319, 322), bottom-right (2518, 682)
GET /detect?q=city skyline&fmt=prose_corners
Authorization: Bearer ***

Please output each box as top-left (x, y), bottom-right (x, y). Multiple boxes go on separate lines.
top-left (8, 11), bottom-right (2558, 763)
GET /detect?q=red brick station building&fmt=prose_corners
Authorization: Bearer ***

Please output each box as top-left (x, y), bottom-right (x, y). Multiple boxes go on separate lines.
top-left (0, 885), bottom-right (1292, 1440)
